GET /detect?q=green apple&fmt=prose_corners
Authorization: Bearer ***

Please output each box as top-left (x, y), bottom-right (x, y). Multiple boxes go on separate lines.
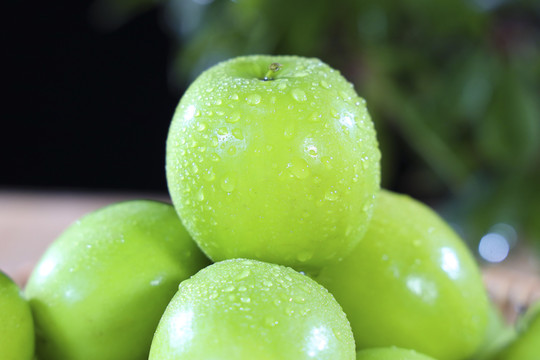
top-left (316, 189), bottom-right (489, 360)
top-left (25, 200), bottom-right (210, 360)
top-left (166, 55), bottom-right (381, 271)
top-left (356, 347), bottom-right (437, 360)
top-left (491, 301), bottom-right (540, 360)
top-left (469, 300), bottom-right (516, 360)
top-left (149, 258), bottom-right (356, 359)
top-left (0, 271), bottom-right (34, 360)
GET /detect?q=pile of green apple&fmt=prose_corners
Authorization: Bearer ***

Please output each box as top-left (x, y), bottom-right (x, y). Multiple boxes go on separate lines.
top-left (1, 55), bottom-right (538, 360)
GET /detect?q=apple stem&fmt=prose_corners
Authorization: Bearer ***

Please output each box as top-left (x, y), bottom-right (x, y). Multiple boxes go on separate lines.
top-left (263, 63), bottom-right (282, 81)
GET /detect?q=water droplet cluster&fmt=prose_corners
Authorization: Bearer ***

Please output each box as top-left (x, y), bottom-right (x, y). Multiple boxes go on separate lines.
top-left (165, 55), bottom-right (381, 270)
top-left (152, 259), bottom-right (355, 358)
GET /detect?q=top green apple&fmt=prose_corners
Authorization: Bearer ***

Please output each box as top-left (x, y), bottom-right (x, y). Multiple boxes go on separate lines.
top-left (166, 55), bottom-right (381, 270)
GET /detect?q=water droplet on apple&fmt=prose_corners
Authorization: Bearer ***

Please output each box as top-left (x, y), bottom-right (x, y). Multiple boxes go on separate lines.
top-left (240, 296), bottom-right (251, 303)
top-left (238, 285), bottom-right (247, 292)
top-left (264, 316), bottom-right (278, 327)
top-left (325, 188), bottom-right (339, 201)
top-left (306, 145), bottom-right (318, 157)
top-left (285, 306), bottom-right (295, 316)
top-left (232, 128), bottom-right (244, 140)
top-left (278, 82), bottom-right (288, 90)
top-left (230, 93), bottom-right (239, 100)
top-left (209, 291), bottom-right (219, 300)
top-left (203, 168), bottom-right (216, 182)
top-left (217, 127), bottom-right (228, 135)
top-left (309, 112), bottom-right (321, 122)
top-left (235, 269), bottom-right (251, 280)
top-left (227, 146), bottom-right (237, 155)
top-left (196, 189), bottom-right (205, 202)
top-left (362, 203), bottom-right (370, 213)
top-left (289, 158), bottom-right (310, 179)
top-left (214, 99), bottom-right (222, 105)
top-left (339, 91), bottom-right (351, 101)
top-left (223, 285), bottom-right (235, 292)
top-left (246, 94), bottom-right (261, 105)
top-left (291, 89), bottom-right (307, 102)
top-left (220, 175), bottom-right (236, 192)
top-left (226, 112), bottom-right (241, 124)
top-left (211, 153), bottom-right (221, 162)
top-left (320, 80), bottom-right (331, 89)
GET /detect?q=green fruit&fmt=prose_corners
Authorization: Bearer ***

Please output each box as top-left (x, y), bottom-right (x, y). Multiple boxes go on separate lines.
top-left (492, 301), bottom-right (540, 360)
top-left (356, 347), bottom-right (437, 360)
top-left (25, 200), bottom-right (210, 360)
top-left (470, 300), bottom-right (516, 360)
top-left (316, 189), bottom-right (489, 360)
top-left (149, 258), bottom-right (355, 359)
top-left (166, 55), bottom-right (381, 271)
top-left (0, 271), bottom-right (34, 360)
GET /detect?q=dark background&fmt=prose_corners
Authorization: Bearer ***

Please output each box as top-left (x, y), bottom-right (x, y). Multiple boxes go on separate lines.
top-left (4, 1), bottom-right (178, 192)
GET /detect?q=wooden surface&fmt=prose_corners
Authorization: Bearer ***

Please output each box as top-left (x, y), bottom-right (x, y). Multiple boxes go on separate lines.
top-left (1, 189), bottom-right (539, 324)
top-left (0, 189), bottom-right (169, 286)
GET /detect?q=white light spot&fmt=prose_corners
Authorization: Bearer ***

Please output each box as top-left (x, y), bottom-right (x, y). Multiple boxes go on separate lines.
top-left (306, 326), bottom-right (329, 357)
top-left (339, 114), bottom-right (355, 129)
top-left (440, 247), bottom-right (461, 279)
top-left (168, 310), bottom-right (194, 350)
top-left (185, 105), bottom-right (196, 120)
top-left (37, 257), bottom-right (57, 278)
top-left (150, 275), bottom-right (164, 287)
top-left (406, 276), bottom-right (438, 304)
top-left (479, 233), bottom-right (509, 263)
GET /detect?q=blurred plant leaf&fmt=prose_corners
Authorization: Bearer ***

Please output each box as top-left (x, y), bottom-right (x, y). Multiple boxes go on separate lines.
top-left (96, 0), bottom-right (540, 248)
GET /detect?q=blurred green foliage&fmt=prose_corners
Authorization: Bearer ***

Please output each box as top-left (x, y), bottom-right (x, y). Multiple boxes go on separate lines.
top-left (95, 0), bottom-right (540, 250)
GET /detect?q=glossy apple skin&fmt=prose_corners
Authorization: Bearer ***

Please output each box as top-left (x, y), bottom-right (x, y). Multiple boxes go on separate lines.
top-left (316, 190), bottom-right (489, 360)
top-left (166, 55), bottom-right (381, 271)
top-left (492, 301), bottom-right (540, 360)
top-left (0, 271), bottom-right (34, 360)
top-left (25, 200), bottom-right (210, 360)
top-left (356, 347), bottom-right (437, 360)
top-left (149, 258), bottom-right (355, 359)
